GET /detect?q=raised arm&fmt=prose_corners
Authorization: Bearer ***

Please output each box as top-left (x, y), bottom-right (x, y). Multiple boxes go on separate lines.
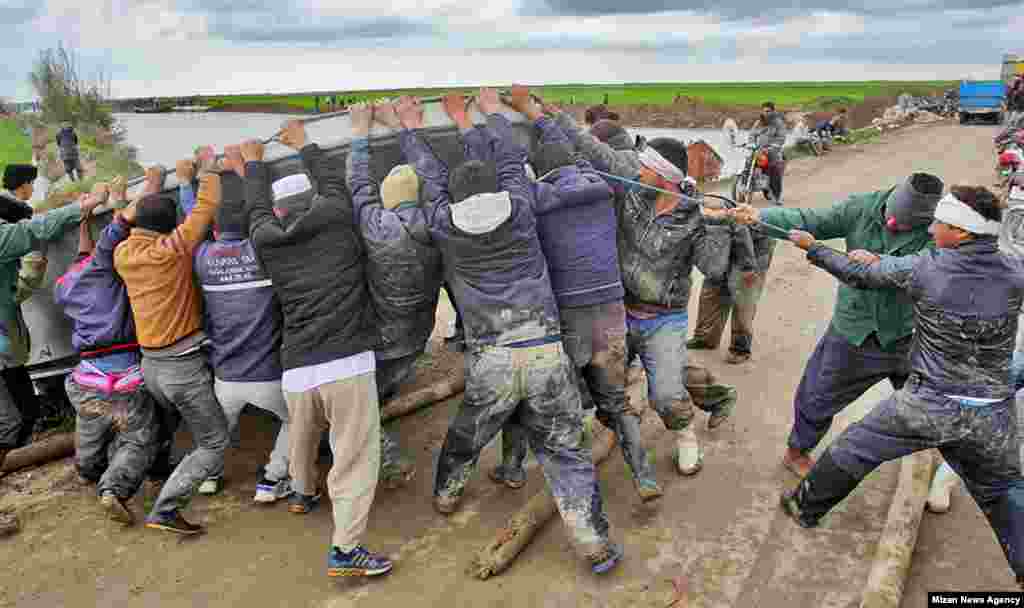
top-left (390, 97), bottom-right (451, 224)
top-left (551, 108), bottom-right (642, 179)
top-left (793, 231), bottom-right (921, 291)
top-left (241, 139), bottom-right (284, 242)
top-left (170, 171), bottom-right (221, 254)
top-left (347, 102), bottom-right (384, 224)
top-left (175, 159), bottom-right (197, 216)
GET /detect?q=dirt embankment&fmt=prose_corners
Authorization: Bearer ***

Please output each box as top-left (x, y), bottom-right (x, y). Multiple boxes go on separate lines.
top-left (207, 93), bottom-right (909, 130)
top-left (564, 93), bottom-right (906, 130)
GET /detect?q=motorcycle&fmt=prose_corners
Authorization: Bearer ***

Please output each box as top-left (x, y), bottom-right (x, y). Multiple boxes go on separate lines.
top-left (731, 134), bottom-right (777, 204)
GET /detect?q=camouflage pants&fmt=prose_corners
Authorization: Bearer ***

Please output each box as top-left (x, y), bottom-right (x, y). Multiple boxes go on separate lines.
top-left (66, 378), bottom-right (158, 499)
top-left (626, 312), bottom-right (737, 431)
top-left (435, 341), bottom-right (612, 557)
top-left (822, 376), bottom-right (1024, 579)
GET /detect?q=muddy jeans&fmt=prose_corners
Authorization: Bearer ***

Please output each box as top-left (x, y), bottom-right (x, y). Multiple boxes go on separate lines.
top-left (436, 341), bottom-right (612, 557)
top-left (815, 376), bottom-right (1024, 579)
top-left (692, 267), bottom-right (769, 355)
top-left (66, 378), bottom-right (158, 499)
top-left (212, 378), bottom-right (290, 482)
top-left (285, 372), bottom-right (380, 551)
top-left (499, 301), bottom-right (641, 474)
top-left (788, 325), bottom-right (911, 454)
top-left (142, 351), bottom-right (229, 518)
top-left (626, 312), bottom-right (736, 431)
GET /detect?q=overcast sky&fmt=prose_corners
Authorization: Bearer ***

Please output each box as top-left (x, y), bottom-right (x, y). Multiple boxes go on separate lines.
top-left (2, 0), bottom-right (1020, 100)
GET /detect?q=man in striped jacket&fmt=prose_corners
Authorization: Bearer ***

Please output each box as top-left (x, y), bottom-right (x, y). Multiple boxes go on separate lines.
top-left (192, 147), bottom-right (292, 505)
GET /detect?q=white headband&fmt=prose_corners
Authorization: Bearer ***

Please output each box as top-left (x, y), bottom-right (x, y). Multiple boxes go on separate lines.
top-left (933, 193), bottom-right (1001, 236)
top-left (637, 147), bottom-right (686, 184)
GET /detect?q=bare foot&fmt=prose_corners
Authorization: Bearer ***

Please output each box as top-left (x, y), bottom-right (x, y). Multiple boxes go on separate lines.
top-left (782, 447), bottom-right (814, 478)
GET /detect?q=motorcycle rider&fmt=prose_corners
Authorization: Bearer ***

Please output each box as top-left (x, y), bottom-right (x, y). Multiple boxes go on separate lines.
top-left (751, 102), bottom-right (788, 206)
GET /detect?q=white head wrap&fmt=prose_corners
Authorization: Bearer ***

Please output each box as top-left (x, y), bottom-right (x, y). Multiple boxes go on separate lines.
top-left (271, 173), bottom-right (312, 202)
top-left (933, 193), bottom-right (1001, 236)
top-left (637, 147), bottom-right (686, 185)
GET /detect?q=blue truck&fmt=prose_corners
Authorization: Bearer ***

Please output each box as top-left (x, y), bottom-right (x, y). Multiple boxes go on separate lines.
top-left (959, 80), bottom-right (1006, 124)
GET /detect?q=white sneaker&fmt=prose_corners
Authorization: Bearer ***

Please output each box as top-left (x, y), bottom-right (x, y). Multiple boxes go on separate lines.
top-left (926, 462), bottom-right (960, 514)
top-left (198, 477), bottom-right (223, 496)
top-left (254, 477), bottom-right (294, 504)
top-left (674, 428), bottom-right (703, 476)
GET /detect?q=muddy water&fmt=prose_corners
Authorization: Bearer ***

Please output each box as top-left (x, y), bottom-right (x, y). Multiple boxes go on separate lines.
top-left (112, 112), bottom-right (798, 179)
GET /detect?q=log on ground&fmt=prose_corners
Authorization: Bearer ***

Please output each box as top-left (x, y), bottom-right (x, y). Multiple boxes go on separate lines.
top-left (381, 365), bottom-right (466, 422)
top-left (469, 424), bottom-right (618, 580)
top-left (0, 433), bottom-right (74, 474)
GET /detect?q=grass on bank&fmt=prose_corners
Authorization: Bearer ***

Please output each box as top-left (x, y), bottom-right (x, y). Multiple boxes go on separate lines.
top-left (0, 119), bottom-right (33, 171)
top-left (198, 81), bottom-right (955, 113)
top-left (6, 115), bottom-right (143, 209)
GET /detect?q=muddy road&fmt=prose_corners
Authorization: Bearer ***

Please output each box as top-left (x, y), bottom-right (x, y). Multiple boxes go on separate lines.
top-left (0, 121), bottom-right (1014, 608)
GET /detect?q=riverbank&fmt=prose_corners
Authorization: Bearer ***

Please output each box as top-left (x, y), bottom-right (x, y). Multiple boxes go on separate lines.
top-left (10, 116), bottom-right (143, 211)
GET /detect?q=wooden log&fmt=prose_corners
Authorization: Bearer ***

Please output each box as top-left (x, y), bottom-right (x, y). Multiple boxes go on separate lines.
top-left (0, 433), bottom-right (74, 474)
top-left (469, 423), bottom-right (618, 580)
top-left (859, 450), bottom-right (935, 608)
top-left (381, 365), bottom-right (466, 422)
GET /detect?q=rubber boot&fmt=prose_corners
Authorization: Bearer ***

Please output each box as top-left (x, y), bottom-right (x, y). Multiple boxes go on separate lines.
top-left (612, 413), bottom-right (663, 502)
top-left (926, 461), bottom-right (960, 514)
top-left (674, 427), bottom-right (703, 476)
top-left (780, 449), bottom-right (861, 528)
top-left (489, 425), bottom-right (528, 489)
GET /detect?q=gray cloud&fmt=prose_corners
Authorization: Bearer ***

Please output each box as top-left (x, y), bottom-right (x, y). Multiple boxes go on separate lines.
top-left (209, 16), bottom-right (437, 44)
top-left (523, 0), bottom-right (1023, 20)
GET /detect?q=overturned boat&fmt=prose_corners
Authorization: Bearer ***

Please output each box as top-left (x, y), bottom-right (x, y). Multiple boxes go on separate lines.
top-left (23, 97), bottom-right (540, 379)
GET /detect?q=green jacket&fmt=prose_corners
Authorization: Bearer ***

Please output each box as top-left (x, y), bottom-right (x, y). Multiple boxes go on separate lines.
top-left (760, 188), bottom-right (934, 350)
top-left (0, 203), bottom-right (82, 367)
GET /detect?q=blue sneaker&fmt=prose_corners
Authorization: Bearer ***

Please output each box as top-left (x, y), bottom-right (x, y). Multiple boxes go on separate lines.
top-left (590, 542), bottom-right (624, 575)
top-left (328, 545), bottom-right (393, 577)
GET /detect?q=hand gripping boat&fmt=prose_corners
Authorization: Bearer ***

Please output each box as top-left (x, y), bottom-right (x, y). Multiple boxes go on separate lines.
top-left (22, 97), bottom-right (539, 380)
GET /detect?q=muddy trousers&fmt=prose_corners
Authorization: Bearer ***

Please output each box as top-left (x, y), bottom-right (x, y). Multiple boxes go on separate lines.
top-left (788, 326), bottom-right (911, 454)
top-left (211, 378), bottom-right (290, 483)
top-left (142, 351), bottom-right (229, 518)
top-left (0, 366), bottom-right (39, 450)
top-left (499, 301), bottom-right (656, 487)
top-left (626, 311), bottom-right (737, 431)
top-left (436, 342), bottom-right (613, 558)
top-left (376, 352), bottom-right (421, 481)
top-left (692, 268), bottom-right (769, 356)
top-left (286, 372), bottom-right (380, 551)
top-left (66, 379), bottom-right (158, 499)
top-left (791, 377), bottom-right (1024, 581)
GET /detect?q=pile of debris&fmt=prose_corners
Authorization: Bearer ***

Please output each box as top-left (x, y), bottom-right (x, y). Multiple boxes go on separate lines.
top-left (871, 94), bottom-right (949, 131)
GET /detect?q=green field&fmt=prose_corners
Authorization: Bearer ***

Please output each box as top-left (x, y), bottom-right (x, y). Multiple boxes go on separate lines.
top-left (199, 81), bottom-right (954, 113)
top-left (0, 118), bottom-right (33, 169)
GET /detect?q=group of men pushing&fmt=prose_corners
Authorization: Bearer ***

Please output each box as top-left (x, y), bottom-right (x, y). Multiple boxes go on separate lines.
top-left (1, 85), bottom-right (1023, 587)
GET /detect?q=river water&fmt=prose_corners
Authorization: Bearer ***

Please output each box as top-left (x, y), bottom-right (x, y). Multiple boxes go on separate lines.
top-left (111, 112), bottom-right (798, 180)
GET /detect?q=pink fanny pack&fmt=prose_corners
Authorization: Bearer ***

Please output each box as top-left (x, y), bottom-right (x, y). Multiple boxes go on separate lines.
top-left (71, 361), bottom-right (144, 396)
